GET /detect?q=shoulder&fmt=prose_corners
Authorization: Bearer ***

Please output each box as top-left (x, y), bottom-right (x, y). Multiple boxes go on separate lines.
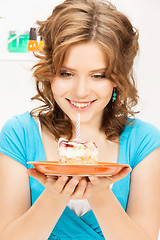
top-left (0, 111), bottom-right (40, 145)
top-left (0, 111), bottom-right (37, 139)
top-left (1, 111), bottom-right (33, 130)
top-left (0, 112), bottom-right (37, 167)
top-left (122, 118), bottom-right (160, 147)
top-left (123, 118), bottom-right (160, 136)
top-left (122, 119), bottom-right (160, 169)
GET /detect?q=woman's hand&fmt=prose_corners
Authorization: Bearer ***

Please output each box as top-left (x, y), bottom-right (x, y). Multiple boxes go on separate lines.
top-left (87, 166), bottom-right (132, 199)
top-left (27, 168), bottom-right (91, 201)
top-left (27, 166), bottom-right (131, 202)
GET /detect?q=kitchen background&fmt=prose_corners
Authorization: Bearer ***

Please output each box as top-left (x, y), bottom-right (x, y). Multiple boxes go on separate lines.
top-left (0, 0), bottom-right (160, 238)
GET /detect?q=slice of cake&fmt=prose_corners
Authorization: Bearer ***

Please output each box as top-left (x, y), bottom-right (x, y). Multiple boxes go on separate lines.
top-left (58, 138), bottom-right (98, 164)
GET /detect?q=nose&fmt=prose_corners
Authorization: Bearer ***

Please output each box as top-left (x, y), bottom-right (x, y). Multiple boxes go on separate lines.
top-left (74, 77), bottom-right (89, 98)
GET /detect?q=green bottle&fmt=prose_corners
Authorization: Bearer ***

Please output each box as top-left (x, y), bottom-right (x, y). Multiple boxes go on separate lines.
top-left (8, 31), bottom-right (29, 53)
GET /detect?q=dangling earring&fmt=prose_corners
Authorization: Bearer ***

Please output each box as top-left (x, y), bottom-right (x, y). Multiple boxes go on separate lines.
top-left (112, 88), bottom-right (117, 102)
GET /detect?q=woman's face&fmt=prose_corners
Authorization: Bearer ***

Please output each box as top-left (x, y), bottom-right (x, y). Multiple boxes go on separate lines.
top-left (51, 42), bottom-right (115, 125)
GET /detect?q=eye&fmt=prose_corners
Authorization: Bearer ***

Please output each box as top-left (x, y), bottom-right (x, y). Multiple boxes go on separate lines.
top-left (92, 74), bottom-right (106, 79)
top-left (59, 71), bottom-right (73, 78)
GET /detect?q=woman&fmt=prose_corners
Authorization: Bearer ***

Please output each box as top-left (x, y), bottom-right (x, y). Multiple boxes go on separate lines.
top-left (0, 0), bottom-right (160, 239)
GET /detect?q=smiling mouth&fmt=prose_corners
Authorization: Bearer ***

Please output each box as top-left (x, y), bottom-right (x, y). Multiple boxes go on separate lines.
top-left (66, 99), bottom-right (96, 108)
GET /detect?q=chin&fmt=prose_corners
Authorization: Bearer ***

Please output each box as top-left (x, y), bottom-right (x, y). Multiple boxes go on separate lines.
top-left (72, 114), bottom-right (96, 125)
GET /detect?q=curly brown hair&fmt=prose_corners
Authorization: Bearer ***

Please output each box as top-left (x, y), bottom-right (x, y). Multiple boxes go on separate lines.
top-left (31, 0), bottom-right (139, 141)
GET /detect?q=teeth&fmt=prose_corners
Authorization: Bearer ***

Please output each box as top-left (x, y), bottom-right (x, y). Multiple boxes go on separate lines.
top-left (70, 100), bottom-right (92, 108)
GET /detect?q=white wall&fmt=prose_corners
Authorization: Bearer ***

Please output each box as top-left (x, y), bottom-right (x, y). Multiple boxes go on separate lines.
top-left (0, 0), bottom-right (63, 128)
top-left (0, 0), bottom-right (160, 239)
top-left (113, 0), bottom-right (160, 129)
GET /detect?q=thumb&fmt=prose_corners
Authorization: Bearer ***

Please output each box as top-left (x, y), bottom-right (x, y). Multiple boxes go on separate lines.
top-left (110, 166), bottom-right (132, 183)
top-left (27, 168), bottom-right (47, 185)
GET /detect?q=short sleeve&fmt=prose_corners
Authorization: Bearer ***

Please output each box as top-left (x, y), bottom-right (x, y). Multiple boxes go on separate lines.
top-left (131, 120), bottom-right (160, 169)
top-left (0, 116), bottom-right (27, 167)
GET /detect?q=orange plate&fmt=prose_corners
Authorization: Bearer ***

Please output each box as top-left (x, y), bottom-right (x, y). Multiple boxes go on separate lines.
top-left (28, 161), bottom-right (130, 176)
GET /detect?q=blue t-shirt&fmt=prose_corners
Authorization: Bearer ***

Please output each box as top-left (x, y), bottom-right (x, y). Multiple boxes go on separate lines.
top-left (0, 111), bottom-right (160, 240)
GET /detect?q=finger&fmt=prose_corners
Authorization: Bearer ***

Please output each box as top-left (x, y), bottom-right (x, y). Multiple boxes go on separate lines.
top-left (47, 175), bottom-right (58, 181)
top-left (83, 181), bottom-right (92, 199)
top-left (88, 176), bottom-right (100, 185)
top-left (54, 176), bottom-right (69, 193)
top-left (110, 166), bottom-right (132, 183)
top-left (88, 167), bottom-right (131, 186)
top-left (72, 178), bottom-right (88, 199)
top-left (45, 175), bottom-right (59, 185)
top-left (27, 168), bottom-right (47, 185)
top-left (62, 177), bottom-right (80, 197)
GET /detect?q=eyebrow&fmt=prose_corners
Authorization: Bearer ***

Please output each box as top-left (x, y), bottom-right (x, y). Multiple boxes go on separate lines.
top-left (60, 66), bottom-right (107, 73)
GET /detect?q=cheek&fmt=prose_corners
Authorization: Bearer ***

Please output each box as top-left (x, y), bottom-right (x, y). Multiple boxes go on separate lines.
top-left (94, 81), bottom-right (114, 98)
top-left (51, 79), bottom-right (69, 96)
